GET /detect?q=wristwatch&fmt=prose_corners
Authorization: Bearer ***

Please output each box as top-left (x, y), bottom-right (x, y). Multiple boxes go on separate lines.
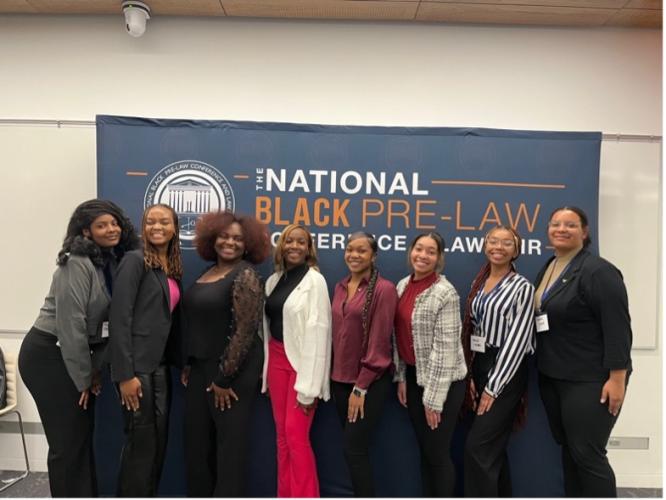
top-left (352, 386), bottom-right (367, 397)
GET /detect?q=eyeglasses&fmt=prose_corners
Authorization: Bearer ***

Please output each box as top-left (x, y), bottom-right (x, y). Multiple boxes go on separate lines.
top-left (548, 221), bottom-right (581, 229)
top-left (486, 238), bottom-right (515, 248)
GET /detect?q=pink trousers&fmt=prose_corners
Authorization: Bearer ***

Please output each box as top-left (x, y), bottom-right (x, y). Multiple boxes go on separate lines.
top-left (267, 338), bottom-right (320, 497)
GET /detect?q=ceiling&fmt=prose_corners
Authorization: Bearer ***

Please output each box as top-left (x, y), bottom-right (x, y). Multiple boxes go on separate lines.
top-left (0, 0), bottom-right (661, 29)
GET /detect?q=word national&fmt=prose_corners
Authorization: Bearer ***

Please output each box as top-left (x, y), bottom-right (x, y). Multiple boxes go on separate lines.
top-left (257, 168), bottom-right (429, 196)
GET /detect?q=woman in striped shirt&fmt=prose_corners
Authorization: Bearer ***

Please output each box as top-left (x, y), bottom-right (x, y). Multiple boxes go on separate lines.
top-left (462, 225), bottom-right (535, 497)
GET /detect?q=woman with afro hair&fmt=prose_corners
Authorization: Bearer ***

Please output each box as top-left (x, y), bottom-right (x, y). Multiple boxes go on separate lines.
top-left (180, 211), bottom-right (271, 497)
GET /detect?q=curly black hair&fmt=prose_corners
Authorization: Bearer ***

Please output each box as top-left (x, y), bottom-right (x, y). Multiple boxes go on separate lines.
top-left (194, 211), bottom-right (271, 264)
top-left (57, 199), bottom-right (140, 267)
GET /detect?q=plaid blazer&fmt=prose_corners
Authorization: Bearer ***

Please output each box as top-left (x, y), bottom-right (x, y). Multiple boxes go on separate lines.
top-left (393, 275), bottom-right (468, 412)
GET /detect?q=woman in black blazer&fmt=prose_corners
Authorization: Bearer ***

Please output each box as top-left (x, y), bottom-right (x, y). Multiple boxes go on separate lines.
top-left (534, 206), bottom-right (632, 497)
top-left (109, 204), bottom-right (184, 497)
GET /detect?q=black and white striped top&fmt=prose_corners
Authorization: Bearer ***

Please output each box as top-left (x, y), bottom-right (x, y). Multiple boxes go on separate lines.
top-left (471, 272), bottom-right (535, 398)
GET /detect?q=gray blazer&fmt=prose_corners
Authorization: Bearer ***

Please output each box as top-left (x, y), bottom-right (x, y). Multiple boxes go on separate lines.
top-left (34, 254), bottom-right (111, 392)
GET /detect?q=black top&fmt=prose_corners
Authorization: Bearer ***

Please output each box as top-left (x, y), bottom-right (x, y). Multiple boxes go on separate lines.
top-left (184, 268), bottom-right (237, 361)
top-left (535, 249), bottom-right (632, 382)
top-left (265, 263), bottom-right (310, 343)
top-left (101, 249), bottom-right (118, 295)
top-left (183, 261), bottom-right (264, 388)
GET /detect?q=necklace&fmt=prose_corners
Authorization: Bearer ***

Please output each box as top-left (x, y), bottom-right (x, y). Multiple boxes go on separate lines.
top-left (208, 263), bottom-right (236, 279)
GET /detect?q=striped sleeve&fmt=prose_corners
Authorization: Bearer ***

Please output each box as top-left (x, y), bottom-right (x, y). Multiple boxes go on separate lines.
top-left (484, 278), bottom-right (535, 398)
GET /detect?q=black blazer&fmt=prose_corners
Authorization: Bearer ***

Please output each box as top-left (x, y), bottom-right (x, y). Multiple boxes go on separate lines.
top-left (534, 249), bottom-right (632, 382)
top-left (109, 249), bottom-right (183, 382)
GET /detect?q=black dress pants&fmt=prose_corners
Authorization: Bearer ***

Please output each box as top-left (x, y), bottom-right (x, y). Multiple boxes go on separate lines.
top-left (18, 327), bottom-right (98, 497)
top-left (184, 341), bottom-right (263, 497)
top-left (116, 364), bottom-right (171, 497)
top-left (331, 371), bottom-right (391, 497)
top-left (405, 365), bottom-right (466, 497)
top-left (538, 373), bottom-right (620, 497)
top-left (464, 350), bottom-right (527, 497)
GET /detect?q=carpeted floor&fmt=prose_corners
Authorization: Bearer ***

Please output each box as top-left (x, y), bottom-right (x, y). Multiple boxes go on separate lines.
top-left (0, 470), bottom-right (662, 497)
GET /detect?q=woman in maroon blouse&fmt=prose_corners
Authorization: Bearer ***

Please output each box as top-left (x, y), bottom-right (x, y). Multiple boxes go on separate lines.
top-left (330, 231), bottom-right (398, 497)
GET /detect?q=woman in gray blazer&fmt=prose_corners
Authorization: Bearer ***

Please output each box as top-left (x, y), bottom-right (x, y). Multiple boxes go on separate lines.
top-left (18, 199), bottom-right (138, 498)
top-left (109, 204), bottom-right (184, 497)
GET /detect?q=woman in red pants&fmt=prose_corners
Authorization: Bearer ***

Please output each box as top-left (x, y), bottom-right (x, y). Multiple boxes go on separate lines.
top-left (262, 224), bottom-right (332, 497)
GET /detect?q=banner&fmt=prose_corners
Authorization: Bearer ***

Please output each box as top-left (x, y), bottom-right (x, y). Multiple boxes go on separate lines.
top-left (97, 115), bottom-right (601, 496)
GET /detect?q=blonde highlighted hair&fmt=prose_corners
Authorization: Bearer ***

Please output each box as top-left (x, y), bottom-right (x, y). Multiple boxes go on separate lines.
top-left (273, 224), bottom-right (319, 272)
top-left (142, 204), bottom-right (183, 280)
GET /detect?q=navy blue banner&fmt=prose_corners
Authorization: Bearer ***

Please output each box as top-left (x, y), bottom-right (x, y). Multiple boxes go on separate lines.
top-left (97, 115), bottom-right (601, 496)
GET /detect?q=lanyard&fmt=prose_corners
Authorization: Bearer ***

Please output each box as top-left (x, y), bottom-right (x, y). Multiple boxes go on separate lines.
top-left (540, 259), bottom-right (572, 304)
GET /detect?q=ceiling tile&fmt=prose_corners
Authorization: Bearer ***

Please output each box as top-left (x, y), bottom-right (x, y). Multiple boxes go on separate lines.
top-left (221, 0), bottom-right (419, 21)
top-left (416, 2), bottom-right (617, 26)
top-left (425, 0), bottom-right (627, 7)
top-left (624, 0), bottom-right (662, 9)
top-left (0, 0), bottom-right (36, 13)
top-left (22, 0), bottom-right (226, 16)
top-left (0, 0), bottom-right (659, 29)
top-left (141, 0), bottom-right (225, 16)
top-left (25, 0), bottom-right (118, 14)
top-left (606, 7), bottom-right (662, 26)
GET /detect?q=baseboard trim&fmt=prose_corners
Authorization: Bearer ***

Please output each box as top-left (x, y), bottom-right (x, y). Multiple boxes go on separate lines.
top-left (0, 457), bottom-right (47, 472)
top-left (616, 473), bottom-right (662, 489)
top-left (0, 421), bottom-right (44, 435)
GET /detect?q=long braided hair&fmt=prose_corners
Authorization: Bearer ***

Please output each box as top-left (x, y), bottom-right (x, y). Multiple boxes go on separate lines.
top-left (347, 231), bottom-right (379, 349)
top-left (142, 204), bottom-right (183, 280)
top-left (461, 262), bottom-right (491, 373)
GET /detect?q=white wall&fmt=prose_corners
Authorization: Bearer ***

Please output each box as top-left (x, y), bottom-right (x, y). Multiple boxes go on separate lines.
top-left (0, 14), bottom-right (661, 487)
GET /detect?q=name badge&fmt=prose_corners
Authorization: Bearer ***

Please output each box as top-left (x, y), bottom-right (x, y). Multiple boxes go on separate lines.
top-left (536, 314), bottom-right (549, 333)
top-left (471, 335), bottom-right (486, 353)
top-left (102, 321), bottom-right (110, 338)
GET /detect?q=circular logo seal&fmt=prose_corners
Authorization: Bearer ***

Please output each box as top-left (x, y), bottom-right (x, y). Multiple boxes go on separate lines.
top-left (144, 160), bottom-right (235, 249)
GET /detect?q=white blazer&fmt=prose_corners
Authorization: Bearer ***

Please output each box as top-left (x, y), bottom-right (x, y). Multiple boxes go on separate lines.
top-left (261, 267), bottom-right (332, 404)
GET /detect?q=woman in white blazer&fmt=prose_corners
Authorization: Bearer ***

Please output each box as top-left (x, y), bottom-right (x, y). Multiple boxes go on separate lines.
top-left (262, 224), bottom-right (332, 497)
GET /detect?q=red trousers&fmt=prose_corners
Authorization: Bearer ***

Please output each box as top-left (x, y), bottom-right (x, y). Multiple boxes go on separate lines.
top-left (267, 338), bottom-right (319, 497)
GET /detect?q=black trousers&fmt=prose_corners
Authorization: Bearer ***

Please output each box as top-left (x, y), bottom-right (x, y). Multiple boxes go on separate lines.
top-left (464, 350), bottom-right (527, 497)
top-left (116, 364), bottom-right (171, 497)
top-left (184, 341), bottom-right (263, 497)
top-left (405, 365), bottom-right (466, 497)
top-left (18, 327), bottom-right (98, 497)
top-left (539, 373), bottom-right (620, 497)
top-left (331, 371), bottom-right (391, 497)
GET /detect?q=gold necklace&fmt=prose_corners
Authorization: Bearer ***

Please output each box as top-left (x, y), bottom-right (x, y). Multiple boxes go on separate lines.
top-left (211, 264), bottom-right (235, 279)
